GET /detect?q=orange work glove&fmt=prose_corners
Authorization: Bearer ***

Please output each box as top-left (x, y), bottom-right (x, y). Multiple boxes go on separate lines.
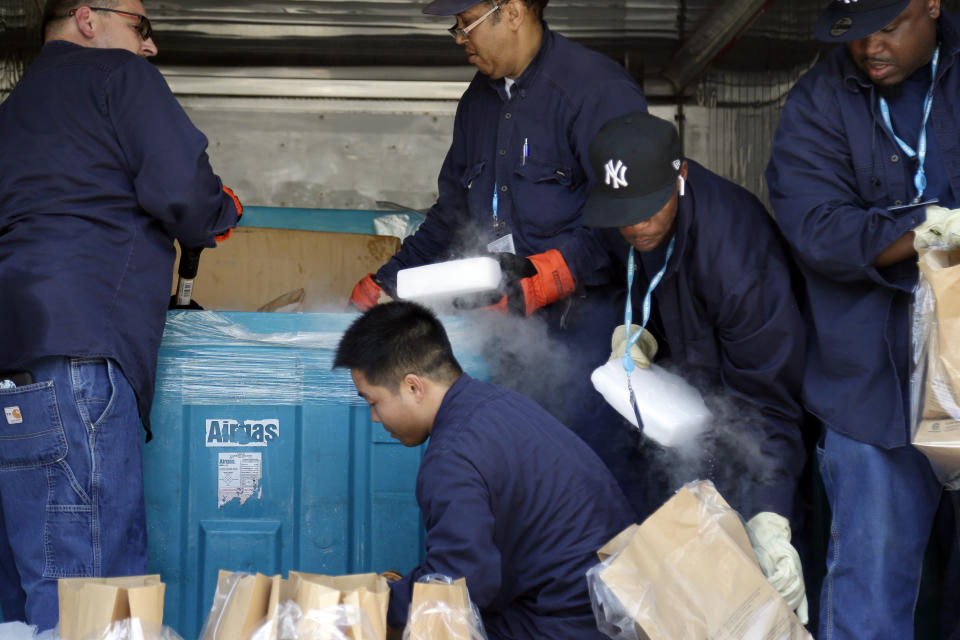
top-left (484, 250), bottom-right (575, 316)
top-left (215, 185), bottom-right (243, 242)
top-left (349, 274), bottom-right (388, 311)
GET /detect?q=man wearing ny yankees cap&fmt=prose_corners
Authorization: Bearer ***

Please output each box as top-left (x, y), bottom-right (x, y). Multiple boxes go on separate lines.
top-left (583, 112), bottom-right (810, 622)
top-left (766, 0), bottom-right (960, 637)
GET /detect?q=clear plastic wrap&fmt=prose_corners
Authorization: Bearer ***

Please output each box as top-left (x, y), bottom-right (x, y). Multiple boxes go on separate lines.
top-left (910, 249), bottom-right (960, 489)
top-left (198, 570), bottom-right (247, 640)
top-left (247, 601), bottom-right (379, 640)
top-left (78, 620), bottom-right (185, 640)
top-left (155, 311), bottom-right (485, 406)
top-left (586, 481), bottom-right (811, 640)
top-left (402, 574), bottom-right (487, 640)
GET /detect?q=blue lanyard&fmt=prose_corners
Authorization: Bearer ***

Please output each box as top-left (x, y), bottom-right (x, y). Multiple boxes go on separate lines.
top-left (878, 46), bottom-right (939, 203)
top-left (622, 237), bottom-right (674, 374)
top-left (619, 237), bottom-right (674, 432)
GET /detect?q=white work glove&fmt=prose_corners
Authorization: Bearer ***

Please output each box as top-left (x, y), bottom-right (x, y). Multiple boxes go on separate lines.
top-left (745, 511), bottom-right (809, 625)
top-left (610, 324), bottom-right (657, 369)
top-left (914, 205), bottom-right (960, 250)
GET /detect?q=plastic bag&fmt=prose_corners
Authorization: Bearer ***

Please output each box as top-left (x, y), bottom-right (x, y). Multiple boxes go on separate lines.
top-left (911, 248), bottom-right (960, 489)
top-left (586, 481), bottom-right (811, 640)
top-left (0, 622), bottom-right (58, 640)
top-left (79, 620), bottom-right (184, 640)
top-left (402, 574), bottom-right (487, 640)
top-left (247, 600), bottom-right (379, 640)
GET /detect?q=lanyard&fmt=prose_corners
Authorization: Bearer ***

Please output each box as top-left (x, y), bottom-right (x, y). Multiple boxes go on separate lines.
top-left (620, 238), bottom-right (674, 432)
top-left (622, 238), bottom-right (674, 374)
top-left (878, 46), bottom-right (939, 203)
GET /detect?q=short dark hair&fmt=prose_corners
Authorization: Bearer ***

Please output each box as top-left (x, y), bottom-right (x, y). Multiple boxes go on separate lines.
top-left (334, 302), bottom-right (463, 390)
top-left (43, 0), bottom-right (122, 33)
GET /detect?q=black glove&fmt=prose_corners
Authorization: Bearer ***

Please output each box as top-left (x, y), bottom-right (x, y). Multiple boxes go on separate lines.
top-left (450, 253), bottom-right (536, 313)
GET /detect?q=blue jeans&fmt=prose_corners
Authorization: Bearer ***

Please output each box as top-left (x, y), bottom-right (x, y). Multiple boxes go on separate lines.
top-left (0, 357), bottom-right (147, 630)
top-left (818, 427), bottom-right (942, 640)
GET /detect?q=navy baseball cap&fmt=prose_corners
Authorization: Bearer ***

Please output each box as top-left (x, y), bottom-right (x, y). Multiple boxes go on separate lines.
top-left (813, 0), bottom-right (912, 42)
top-left (422, 0), bottom-right (485, 15)
top-left (583, 112), bottom-right (682, 229)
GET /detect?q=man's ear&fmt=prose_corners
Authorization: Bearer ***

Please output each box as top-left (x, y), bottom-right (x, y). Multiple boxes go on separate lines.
top-left (72, 6), bottom-right (98, 39)
top-left (504, 0), bottom-right (526, 30)
top-left (928, 0), bottom-right (941, 20)
top-left (402, 373), bottom-right (426, 403)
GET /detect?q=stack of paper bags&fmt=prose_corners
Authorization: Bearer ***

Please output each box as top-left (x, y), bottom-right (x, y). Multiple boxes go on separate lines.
top-left (201, 570), bottom-right (389, 640)
top-left (57, 575), bottom-right (165, 640)
top-left (587, 481), bottom-right (811, 640)
top-left (286, 571), bottom-right (389, 640)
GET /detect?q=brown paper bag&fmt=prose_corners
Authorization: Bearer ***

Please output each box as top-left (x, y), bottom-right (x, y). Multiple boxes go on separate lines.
top-left (288, 571), bottom-right (389, 640)
top-left (919, 249), bottom-right (960, 406)
top-left (57, 575), bottom-right (165, 640)
top-left (921, 325), bottom-right (960, 419)
top-left (201, 571), bottom-right (277, 640)
top-left (590, 482), bottom-right (810, 640)
top-left (404, 578), bottom-right (482, 640)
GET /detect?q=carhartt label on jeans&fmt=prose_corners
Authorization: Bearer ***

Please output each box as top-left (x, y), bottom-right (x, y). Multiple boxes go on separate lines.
top-left (4, 406), bottom-right (22, 424)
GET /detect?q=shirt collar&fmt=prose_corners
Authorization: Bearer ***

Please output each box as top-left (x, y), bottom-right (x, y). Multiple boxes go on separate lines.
top-left (432, 373), bottom-right (471, 432)
top-left (487, 21), bottom-right (554, 98)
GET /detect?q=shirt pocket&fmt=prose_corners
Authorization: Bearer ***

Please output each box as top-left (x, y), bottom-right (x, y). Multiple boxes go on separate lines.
top-left (853, 162), bottom-right (889, 206)
top-left (0, 382), bottom-right (67, 470)
top-left (460, 160), bottom-right (489, 219)
top-left (512, 159), bottom-right (577, 237)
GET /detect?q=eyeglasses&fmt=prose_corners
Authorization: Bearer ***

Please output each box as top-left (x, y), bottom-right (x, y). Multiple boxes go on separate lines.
top-left (448, 1), bottom-right (505, 40)
top-left (69, 6), bottom-right (153, 41)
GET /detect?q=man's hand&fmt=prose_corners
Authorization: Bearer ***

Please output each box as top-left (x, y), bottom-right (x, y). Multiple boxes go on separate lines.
top-left (489, 250), bottom-right (575, 316)
top-left (746, 511), bottom-right (809, 624)
top-left (349, 274), bottom-right (391, 311)
top-left (610, 324), bottom-right (657, 368)
top-left (215, 185), bottom-right (243, 242)
top-left (914, 205), bottom-right (960, 250)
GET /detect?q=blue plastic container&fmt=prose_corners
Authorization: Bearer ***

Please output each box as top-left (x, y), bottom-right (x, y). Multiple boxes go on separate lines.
top-left (144, 309), bottom-right (485, 639)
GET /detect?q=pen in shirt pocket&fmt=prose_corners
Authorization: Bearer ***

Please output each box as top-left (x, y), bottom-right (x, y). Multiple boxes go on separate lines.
top-left (522, 138), bottom-right (529, 165)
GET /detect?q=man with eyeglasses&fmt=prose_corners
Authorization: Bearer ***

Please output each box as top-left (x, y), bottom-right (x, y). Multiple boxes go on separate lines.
top-left (0, 0), bottom-right (242, 629)
top-left (350, 0), bottom-right (649, 516)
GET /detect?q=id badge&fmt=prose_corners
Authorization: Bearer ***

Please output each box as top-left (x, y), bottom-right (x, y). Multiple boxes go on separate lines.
top-left (487, 233), bottom-right (516, 255)
top-left (888, 197), bottom-right (938, 213)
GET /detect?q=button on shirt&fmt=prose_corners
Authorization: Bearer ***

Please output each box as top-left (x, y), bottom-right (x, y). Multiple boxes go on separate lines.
top-left (0, 42), bottom-right (240, 432)
top-left (376, 25), bottom-right (648, 292)
top-left (765, 12), bottom-right (960, 447)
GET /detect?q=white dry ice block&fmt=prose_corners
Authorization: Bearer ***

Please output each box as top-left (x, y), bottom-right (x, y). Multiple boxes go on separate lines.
top-left (591, 359), bottom-right (712, 449)
top-left (396, 257), bottom-right (502, 301)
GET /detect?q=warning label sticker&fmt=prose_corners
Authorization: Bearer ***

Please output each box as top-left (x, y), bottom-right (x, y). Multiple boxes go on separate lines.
top-left (218, 452), bottom-right (262, 508)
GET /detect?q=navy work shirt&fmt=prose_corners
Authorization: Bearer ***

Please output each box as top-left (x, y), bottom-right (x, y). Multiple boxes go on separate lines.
top-left (0, 42), bottom-right (240, 433)
top-left (765, 13), bottom-right (960, 448)
top-left (387, 374), bottom-right (634, 639)
top-left (600, 161), bottom-right (807, 520)
top-left (375, 25), bottom-right (648, 293)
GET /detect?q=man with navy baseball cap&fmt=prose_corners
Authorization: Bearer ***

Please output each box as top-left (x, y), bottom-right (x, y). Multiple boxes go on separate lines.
top-left (767, 0), bottom-right (960, 637)
top-left (584, 112), bottom-right (810, 623)
top-left (349, 0), bottom-right (650, 517)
